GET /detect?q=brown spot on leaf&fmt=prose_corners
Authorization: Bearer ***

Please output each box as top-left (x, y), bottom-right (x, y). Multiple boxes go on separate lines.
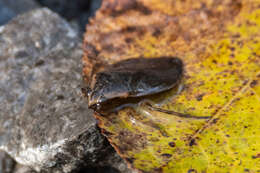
top-left (244, 169), bottom-right (250, 172)
top-left (228, 61), bottom-right (233, 65)
top-left (242, 80), bottom-right (249, 86)
top-left (161, 153), bottom-right (172, 158)
top-left (116, 130), bottom-right (147, 151)
top-left (125, 37), bottom-right (133, 43)
top-left (230, 47), bottom-right (236, 51)
top-left (168, 142), bottom-right (176, 147)
top-left (196, 93), bottom-right (205, 101)
top-left (252, 153), bottom-right (260, 159)
top-left (188, 168), bottom-right (198, 173)
top-left (228, 0), bottom-right (242, 16)
top-left (102, 0), bottom-right (151, 17)
top-left (212, 59), bottom-right (218, 64)
top-left (189, 139), bottom-right (197, 146)
top-left (212, 118), bottom-right (219, 124)
top-left (230, 53), bottom-right (235, 58)
top-left (83, 44), bottom-right (99, 59)
top-left (153, 167), bottom-right (163, 173)
top-left (250, 80), bottom-right (258, 87)
top-left (102, 44), bottom-right (116, 52)
top-left (121, 26), bottom-right (138, 33)
top-left (232, 33), bottom-right (241, 38)
top-left (152, 28), bottom-right (162, 37)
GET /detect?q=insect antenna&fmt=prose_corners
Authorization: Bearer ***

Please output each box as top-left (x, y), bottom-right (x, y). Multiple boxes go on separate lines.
top-left (145, 102), bottom-right (211, 119)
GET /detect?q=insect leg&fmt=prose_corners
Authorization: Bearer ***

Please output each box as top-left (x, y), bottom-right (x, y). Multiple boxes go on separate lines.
top-left (176, 83), bottom-right (184, 95)
top-left (145, 102), bottom-right (211, 119)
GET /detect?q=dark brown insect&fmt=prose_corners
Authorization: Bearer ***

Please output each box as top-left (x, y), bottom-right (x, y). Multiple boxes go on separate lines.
top-left (85, 57), bottom-right (210, 119)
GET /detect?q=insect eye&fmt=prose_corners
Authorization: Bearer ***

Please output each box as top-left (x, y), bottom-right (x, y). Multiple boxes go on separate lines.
top-left (96, 103), bottom-right (101, 110)
top-left (89, 103), bottom-right (101, 111)
top-left (171, 57), bottom-right (182, 65)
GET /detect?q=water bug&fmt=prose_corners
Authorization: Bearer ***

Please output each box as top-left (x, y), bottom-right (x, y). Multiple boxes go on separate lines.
top-left (84, 57), bottom-right (210, 119)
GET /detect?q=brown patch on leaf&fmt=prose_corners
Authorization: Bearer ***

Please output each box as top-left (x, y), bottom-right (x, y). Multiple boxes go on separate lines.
top-left (168, 142), bottom-right (176, 147)
top-left (196, 93), bottom-right (205, 101)
top-left (252, 153), bottom-right (260, 159)
top-left (101, 0), bottom-right (151, 17)
top-left (188, 168), bottom-right (198, 173)
top-left (250, 80), bottom-right (258, 88)
top-left (189, 138), bottom-right (197, 146)
top-left (83, 0), bottom-right (245, 67)
top-left (161, 153), bottom-right (172, 158)
top-left (116, 130), bottom-right (147, 151)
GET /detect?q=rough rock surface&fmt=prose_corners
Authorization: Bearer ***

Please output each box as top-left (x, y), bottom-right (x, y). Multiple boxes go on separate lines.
top-left (0, 151), bottom-right (15, 173)
top-left (0, 0), bottom-right (39, 25)
top-left (96, 150), bottom-right (137, 173)
top-left (13, 165), bottom-right (36, 173)
top-left (0, 8), bottom-right (111, 173)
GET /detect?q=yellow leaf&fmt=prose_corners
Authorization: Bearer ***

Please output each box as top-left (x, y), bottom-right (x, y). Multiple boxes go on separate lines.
top-left (83, 0), bottom-right (260, 172)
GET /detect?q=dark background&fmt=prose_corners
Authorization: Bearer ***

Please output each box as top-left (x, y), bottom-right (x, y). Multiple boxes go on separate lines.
top-left (0, 0), bottom-right (102, 33)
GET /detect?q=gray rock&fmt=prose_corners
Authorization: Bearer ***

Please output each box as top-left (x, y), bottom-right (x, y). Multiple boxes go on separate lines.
top-left (0, 8), bottom-right (110, 173)
top-left (13, 164), bottom-right (36, 173)
top-left (0, 0), bottom-right (39, 25)
top-left (0, 151), bottom-right (15, 173)
top-left (97, 151), bottom-right (137, 173)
